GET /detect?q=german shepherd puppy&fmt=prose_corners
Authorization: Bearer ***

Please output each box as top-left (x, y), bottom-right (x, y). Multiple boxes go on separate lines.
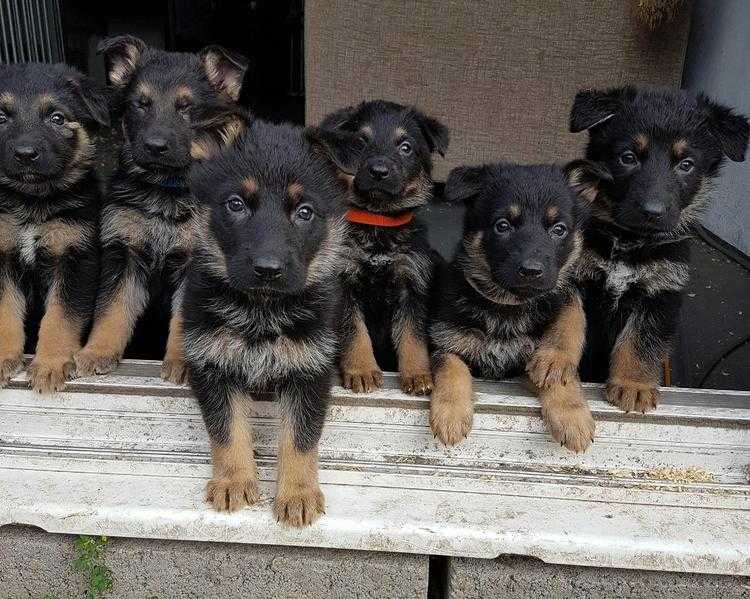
top-left (569, 87), bottom-right (749, 412)
top-left (74, 36), bottom-right (247, 383)
top-left (0, 63), bottom-right (108, 392)
top-left (429, 161), bottom-right (609, 451)
top-left (312, 100), bottom-right (449, 395)
top-left (183, 113), bottom-right (347, 527)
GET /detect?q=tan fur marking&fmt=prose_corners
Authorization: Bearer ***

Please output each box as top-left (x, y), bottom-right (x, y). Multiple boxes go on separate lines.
top-left (136, 82), bottom-right (154, 99)
top-left (75, 275), bottom-right (148, 375)
top-left (0, 280), bottom-right (26, 375)
top-left (202, 51), bottom-right (243, 101)
top-left (206, 392), bottom-right (260, 512)
top-left (546, 206), bottom-right (560, 220)
top-left (287, 182), bottom-right (304, 202)
top-left (0, 212), bottom-right (17, 253)
top-left (272, 424), bottom-right (325, 527)
top-left (109, 43), bottom-right (141, 87)
top-left (359, 125), bottom-right (373, 139)
top-left (340, 308), bottom-right (382, 393)
top-left (175, 85), bottom-right (194, 103)
top-left (430, 353), bottom-right (474, 445)
top-left (241, 177), bottom-right (258, 198)
top-left (509, 205), bottom-right (521, 219)
top-left (394, 126), bottom-right (408, 140)
top-left (634, 133), bottom-right (649, 152)
top-left (461, 232), bottom-right (523, 305)
top-left (0, 92), bottom-right (15, 111)
top-left (607, 326), bottom-right (661, 413)
top-left (190, 139), bottom-right (212, 161)
top-left (35, 93), bottom-right (56, 113)
top-left (672, 138), bottom-right (689, 159)
top-left (38, 221), bottom-right (89, 256)
top-left (220, 119), bottom-right (245, 145)
top-left (527, 294), bottom-right (585, 389)
top-left (29, 287), bottom-right (83, 392)
top-left (535, 378), bottom-right (595, 452)
top-left (567, 169), bottom-right (599, 203)
top-left (396, 325), bottom-right (432, 395)
top-left (161, 308), bottom-right (188, 385)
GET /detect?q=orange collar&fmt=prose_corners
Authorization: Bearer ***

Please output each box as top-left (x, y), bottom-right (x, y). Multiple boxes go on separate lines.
top-left (345, 208), bottom-right (414, 227)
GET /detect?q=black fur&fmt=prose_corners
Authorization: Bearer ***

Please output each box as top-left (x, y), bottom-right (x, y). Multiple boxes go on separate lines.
top-left (569, 87), bottom-right (749, 407)
top-left (0, 63), bottom-right (106, 391)
top-left (313, 100), bottom-right (449, 394)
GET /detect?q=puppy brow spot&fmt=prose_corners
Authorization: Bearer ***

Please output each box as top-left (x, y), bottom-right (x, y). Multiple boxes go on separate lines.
top-left (35, 93), bottom-right (56, 113)
top-left (175, 85), bottom-right (194, 102)
top-left (0, 92), bottom-right (15, 110)
top-left (136, 82), bottom-right (155, 99)
top-left (287, 182), bottom-right (304, 203)
top-left (394, 126), bottom-right (408, 140)
top-left (634, 133), bottom-right (649, 152)
top-left (672, 138), bottom-right (689, 158)
top-left (546, 206), bottom-right (560, 220)
top-left (241, 177), bottom-right (258, 198)
top-left (509, 205), bottom-right (521, 219)
top-left (359, 125), bottom-right (373, 139)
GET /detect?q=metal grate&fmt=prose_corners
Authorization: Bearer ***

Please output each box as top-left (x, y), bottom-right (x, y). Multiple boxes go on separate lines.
top-left (0, 0), bottom-right (64, 64)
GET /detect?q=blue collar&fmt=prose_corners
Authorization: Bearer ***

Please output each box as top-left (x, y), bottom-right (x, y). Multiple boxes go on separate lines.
top-left (156, 176), bottom-right (189, 191)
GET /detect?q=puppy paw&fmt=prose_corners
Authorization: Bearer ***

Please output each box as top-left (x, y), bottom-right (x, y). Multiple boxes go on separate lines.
top-left (400, 371), bottom-right (433, 395)
top-left (430, 389), bottom-right (474, 446)
top-left (273, 485), bottom-right (325, 527)
top-left (0, 356), bottom-right (23, 388)
top-left (542, 400), bottom-right (595, 453)
top-left (74, 350), bottom-right (120, 377)
top-left (205, 476), bottom-right (261, 512)
top-left (161, 358), bottom-right (189, 385)
top-left (527, 347), bottom-right (577, 389)
top-left (606, 379), bottom-right (660, 413)
top-left (28, 357), bottom-right (75, 394)
top-left (342, 368), bottom-right (383, 393)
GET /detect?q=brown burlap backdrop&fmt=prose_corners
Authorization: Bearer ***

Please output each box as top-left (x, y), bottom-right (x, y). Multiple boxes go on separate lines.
top-left (305, 0), bottom-right (691, 179)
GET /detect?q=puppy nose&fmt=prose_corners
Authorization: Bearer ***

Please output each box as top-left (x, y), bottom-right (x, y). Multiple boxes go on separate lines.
top-left (253, 256), bottom-right (283, 280)
top-left (14, 145), bottom-right (39, 163)
top-left (368, 162), bottom-right (390, 180)
top-left (641, 201), bottom-right (666, 218)
top-left (144, 137), bottom-right (169, 155)
top-left (518, 260), bottom-right (544, 279)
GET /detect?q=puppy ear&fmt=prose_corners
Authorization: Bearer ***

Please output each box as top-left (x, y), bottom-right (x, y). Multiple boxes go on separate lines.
top-left (305, 125), bottom-right (364, 174)
top-left (445, 165), bottom-right (486, 205)
top-left (199, 45), bottom-right (249, 102)
top-left (698, 94), bottom-right (749, 162)
top-left (569, 88), bottom-right (627, 133)
top-left (319, 105), bottom-right (359, 132)
top-left (66, 75), bottom-right (110, 128)
top-left (97, 35), bottom-right (146, 88)
top-left (414, 112), bottom-right (450, 157)
top-left (190, 105), bottom-right (250, 161)
top-left (565, 159), bottom-right (612, 203)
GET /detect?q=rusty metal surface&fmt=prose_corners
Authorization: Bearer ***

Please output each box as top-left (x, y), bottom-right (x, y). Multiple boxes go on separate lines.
top-left (1, 360), bottom-right (748, 575)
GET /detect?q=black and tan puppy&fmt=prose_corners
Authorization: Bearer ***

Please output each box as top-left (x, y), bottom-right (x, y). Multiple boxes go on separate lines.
top-left (312, 100), bottom-right (449, 395)
top-left (569, 87), bottom-right (749, 412)
top-left (429, 161), bottom-right (608, 451)
top-left (0, 63), bottom-right (108, 392)
top-left (74, 36), bottom-right (247, 383)
top-left (184, 114), bottom-right (347, 527)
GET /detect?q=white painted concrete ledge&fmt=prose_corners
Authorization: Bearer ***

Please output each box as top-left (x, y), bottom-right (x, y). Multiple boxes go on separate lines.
top-left (0, 360), bottom-right (748, 576)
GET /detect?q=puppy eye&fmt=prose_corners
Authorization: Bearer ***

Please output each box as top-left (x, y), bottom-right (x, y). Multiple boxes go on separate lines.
top-left (399, 141), bottom-right (412, 156)
top-left (0, 112), bottom-right (8, 124)
top-left (494, 218), bottom-right (512, 234)
top-left (226, 195), bottom-right (246, 213)
top-left (677, 158), bottom-right (695, 173)
top-left (550, 223), bottom-right (568, 238)
top-left (295, 204), bottom-right (315, 222)
top-left (619, 151), bottom-right (638, 166)
top-left (49, 112), bottom-right (65, 125)
top-left (133, 99), bottom-right (150, 112)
